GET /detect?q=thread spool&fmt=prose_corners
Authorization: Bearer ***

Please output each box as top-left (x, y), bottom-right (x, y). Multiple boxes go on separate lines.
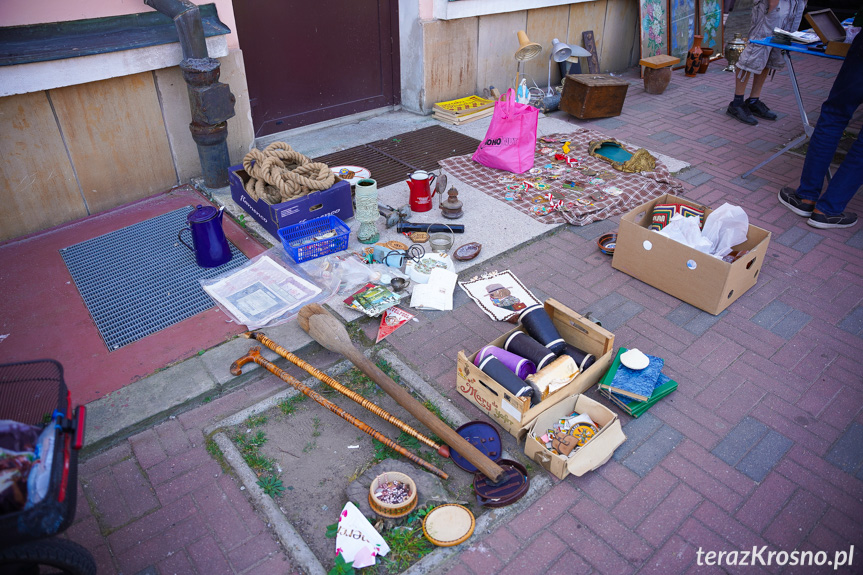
top-left (519, 305), bottom-right (566, 354)
top-left (560, 343), bottom-right (596, 372)
top-left (477, 355), bottom-right (536, 404)
top-left (475, 346), bottom-right (536, 380)
top-left (504, 332), bottom-right (557, 371)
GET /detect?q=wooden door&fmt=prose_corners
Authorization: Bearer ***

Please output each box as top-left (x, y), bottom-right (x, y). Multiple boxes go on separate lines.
top-left (233, 0), bottom-right (400, 137)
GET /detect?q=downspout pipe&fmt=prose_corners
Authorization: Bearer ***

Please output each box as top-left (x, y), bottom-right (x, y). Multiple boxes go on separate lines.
top-left (145, 0), bottom-right (236, 188)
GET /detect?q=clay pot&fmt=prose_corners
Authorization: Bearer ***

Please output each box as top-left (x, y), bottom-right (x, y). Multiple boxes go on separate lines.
top-left (643, 67), bottom-right (673, 94)
top-left (685, 35), bottom-right (704, 77)
top-left (698, 47), bottom-right (714, 74)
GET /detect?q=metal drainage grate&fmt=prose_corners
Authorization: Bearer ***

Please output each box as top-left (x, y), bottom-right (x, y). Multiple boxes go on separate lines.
top-left (314, 125), bottom-right (480, 188)
top-left (60, 207), bottom-right (249, 351)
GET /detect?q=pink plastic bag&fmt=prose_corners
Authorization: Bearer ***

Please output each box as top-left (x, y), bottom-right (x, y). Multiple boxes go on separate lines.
top-left (472, 88), bottom-right (539, 174)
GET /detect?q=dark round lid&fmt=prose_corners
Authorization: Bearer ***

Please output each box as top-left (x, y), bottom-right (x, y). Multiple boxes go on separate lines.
top-left (187, 204), bottom-right (219, 223)
top-left (473, 459), bottom-right (529, 508)
top-left (449, 421), bottom-right (502, 473)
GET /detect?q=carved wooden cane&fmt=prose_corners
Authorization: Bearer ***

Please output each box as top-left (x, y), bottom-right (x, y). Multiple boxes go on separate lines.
top-left (231, 346), bottom-right (448, 480)
top-left (298, 304), bottom-right (505, 483)
top-left (245, 331), bottom-right (450, 457)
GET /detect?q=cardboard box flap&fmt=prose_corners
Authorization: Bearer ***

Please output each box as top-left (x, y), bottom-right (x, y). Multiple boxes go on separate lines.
top-left (566, 418), bottom-right (626, 476)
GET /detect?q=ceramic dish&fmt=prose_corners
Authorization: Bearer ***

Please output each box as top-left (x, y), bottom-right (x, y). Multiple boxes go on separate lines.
top-left (620, 348), bottom-right (649, 370)
top-left (453, 242), bottom-right (482, 261)
top-left (597, 232), bottom-right (617, 255)
top-left (330, 166), bottom-right (371, 186)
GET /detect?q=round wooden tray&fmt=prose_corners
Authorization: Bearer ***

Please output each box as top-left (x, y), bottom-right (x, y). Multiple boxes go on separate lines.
top-left (422, 504), bottom-right (475, 547)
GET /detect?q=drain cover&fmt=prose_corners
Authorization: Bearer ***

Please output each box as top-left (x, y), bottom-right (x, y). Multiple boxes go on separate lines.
top-left (314, 125), bottom-right (480, 188)
top-left (60, 207), bottom-right (248, 351)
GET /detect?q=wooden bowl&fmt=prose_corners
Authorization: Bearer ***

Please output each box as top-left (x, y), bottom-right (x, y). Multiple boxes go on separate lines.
top-left (368, 472), bottom-right (418, 518)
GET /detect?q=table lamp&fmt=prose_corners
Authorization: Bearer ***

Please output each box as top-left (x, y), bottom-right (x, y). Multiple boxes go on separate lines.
top-left (546, 38), bottom-right (572, 96)
top-left (514, 31), bottom-right (542, 89)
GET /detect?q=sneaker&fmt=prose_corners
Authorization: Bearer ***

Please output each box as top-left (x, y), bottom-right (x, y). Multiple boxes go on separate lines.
top-left (807, 211), bottom-right (858, 229)
top-left (746, 100), bottom-right (778, 120)
top-left (778, 187), bottom-right (815, 216)
top-left (726, 104), bottom-right (758, 125)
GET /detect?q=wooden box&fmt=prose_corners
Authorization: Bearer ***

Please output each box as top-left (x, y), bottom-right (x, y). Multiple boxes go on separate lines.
top-left (560, 74), bottom-right (629, 119)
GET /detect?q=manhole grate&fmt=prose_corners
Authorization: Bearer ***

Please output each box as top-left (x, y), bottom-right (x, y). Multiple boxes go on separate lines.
top-left (60, 207), bottom-right (249, 351)
top-left (314, 125), bottom-right (480, 188)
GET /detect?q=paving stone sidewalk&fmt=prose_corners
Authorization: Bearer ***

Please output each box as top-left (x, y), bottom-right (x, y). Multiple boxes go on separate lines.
top-left (66, 55), bottom-right (862, 574)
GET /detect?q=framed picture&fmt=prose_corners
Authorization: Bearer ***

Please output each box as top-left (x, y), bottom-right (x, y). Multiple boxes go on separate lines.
top-left (699, 0), bottom-right (723, 50)
top-left (668, 0), bottom-right (697, 64)
top-left (640, 0), bottom-right (670, 61)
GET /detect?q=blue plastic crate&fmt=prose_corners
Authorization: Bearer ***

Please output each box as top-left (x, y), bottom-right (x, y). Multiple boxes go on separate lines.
top-left (278, 215), bottom-right (350, 263)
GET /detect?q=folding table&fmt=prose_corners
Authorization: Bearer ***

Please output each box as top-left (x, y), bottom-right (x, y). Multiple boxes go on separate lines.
top-left (741, 38), bottom-right (845, 179)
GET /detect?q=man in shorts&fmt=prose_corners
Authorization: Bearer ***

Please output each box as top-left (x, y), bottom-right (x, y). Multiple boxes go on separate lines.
top-left (727, 0), bottom-right (807, 125)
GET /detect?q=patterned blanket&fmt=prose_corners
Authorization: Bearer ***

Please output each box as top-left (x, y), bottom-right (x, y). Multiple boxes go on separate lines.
top-left (439, 129), bottom-right (684, 226)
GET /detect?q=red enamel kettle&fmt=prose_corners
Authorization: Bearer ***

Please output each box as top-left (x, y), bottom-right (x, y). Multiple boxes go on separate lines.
top-left (407, 170), bottom-right (436, 212)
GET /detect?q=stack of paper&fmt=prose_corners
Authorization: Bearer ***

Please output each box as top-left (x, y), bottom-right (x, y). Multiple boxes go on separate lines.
top-left (432, 95), bottom-right (495, 125)
top-left (410, 268), bottom-right (458, 311)
top-left (598, 348), bottom-right (678, 417)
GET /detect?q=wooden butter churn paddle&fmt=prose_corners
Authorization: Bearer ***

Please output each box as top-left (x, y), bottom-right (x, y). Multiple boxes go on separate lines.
top-left (298, 304), bottom-right (506, 483)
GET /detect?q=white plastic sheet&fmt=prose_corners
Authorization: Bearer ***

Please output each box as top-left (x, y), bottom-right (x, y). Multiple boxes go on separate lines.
top-left (654, 203), bottom-right (749, 259)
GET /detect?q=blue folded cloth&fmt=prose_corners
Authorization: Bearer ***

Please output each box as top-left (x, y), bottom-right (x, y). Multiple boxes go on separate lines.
top-left (608, 354), bottom-right (664, 400)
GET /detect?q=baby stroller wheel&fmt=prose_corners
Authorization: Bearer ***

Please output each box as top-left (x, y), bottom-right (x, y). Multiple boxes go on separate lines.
top-left (0, 538), bottom-right (96, 575)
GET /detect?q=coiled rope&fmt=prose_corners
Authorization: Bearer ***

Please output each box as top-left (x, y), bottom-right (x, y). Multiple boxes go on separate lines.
top-left (242, 142), bottom-right (335, 204)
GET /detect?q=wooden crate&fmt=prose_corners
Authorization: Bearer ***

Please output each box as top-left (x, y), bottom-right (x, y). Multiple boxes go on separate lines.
top-left (560, 74), bottom-right (629, 119)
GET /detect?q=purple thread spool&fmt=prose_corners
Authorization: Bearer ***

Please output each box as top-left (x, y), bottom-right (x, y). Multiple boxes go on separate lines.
top-left (504, 331), bottom-right (557, 371)
top-left (475, 345), bottom-right (536, 380)
top-left (477, 355), bottom-right (535, 403)
top-left (519, 304), bottom-right (566, 354)
top-left (560, 343), bottom-right (596, 372)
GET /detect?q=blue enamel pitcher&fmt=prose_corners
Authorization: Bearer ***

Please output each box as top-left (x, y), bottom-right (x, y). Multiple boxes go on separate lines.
top-left (178, 205), bottom-right (232, 268)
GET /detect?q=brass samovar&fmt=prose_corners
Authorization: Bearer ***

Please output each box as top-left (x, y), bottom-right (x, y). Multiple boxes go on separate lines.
top-left (724, 33), bottom-right (747, 72)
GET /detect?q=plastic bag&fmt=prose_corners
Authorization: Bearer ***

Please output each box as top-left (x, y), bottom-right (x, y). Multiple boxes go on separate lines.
top-left (472, 88), bottom-right (539, 174)
top-left (201, 247), bottom-right (335, 330)
top-left (701, 203), bottom-right (749, 259)
top-left (25, 424), bottom-right (55, 509)
top-left (300, 255), bottom-right (409, 296)
top-left (335, 501), bottom-right (390, 569)
top-left (655, 213), bottom-right (713, 254)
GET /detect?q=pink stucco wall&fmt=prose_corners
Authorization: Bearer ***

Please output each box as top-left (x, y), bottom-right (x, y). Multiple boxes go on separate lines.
top-left (0, 0), bottom-right (240, 50)
top-left (419, 0), bottom-right (433, 20)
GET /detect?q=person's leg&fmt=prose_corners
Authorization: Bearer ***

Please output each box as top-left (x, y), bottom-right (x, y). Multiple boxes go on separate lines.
top-left (788, 33), bottom-right (863, 226)
top-left (748, 68), bottom-right (770, 99)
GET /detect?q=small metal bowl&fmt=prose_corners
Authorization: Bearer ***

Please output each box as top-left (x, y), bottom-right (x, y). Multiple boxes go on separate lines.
top-left (597, 232), bottom-right (617, 256)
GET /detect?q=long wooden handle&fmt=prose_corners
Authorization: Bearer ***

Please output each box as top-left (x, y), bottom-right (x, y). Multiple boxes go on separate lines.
top-left (246, 331), bottom-right (450, 457)
top-left (231, 347), bottom-right (448, 480)
top-left (298, 304), bottom-right (505, 483)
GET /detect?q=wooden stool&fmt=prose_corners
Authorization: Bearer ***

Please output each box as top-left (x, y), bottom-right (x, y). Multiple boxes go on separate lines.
top-left (639, 55), bottom-right (680, 95)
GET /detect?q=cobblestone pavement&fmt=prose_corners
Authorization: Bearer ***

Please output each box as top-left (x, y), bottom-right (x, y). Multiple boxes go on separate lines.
top-left (66, 52), bottom-right (862, 574)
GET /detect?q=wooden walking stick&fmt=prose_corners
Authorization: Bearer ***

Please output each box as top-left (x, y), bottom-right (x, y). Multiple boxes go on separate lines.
top-left (297, 304), bottom-right (506, 483)
top-left (231, 346), bottom-right (448, 480)
top-left (245, 331), bottom-right (450, 457)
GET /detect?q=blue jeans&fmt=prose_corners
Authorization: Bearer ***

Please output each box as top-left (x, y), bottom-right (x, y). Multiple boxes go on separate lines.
top-left (795, 32), bottom-right (863, 216)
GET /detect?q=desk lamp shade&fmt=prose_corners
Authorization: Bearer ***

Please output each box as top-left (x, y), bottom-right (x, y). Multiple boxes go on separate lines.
top-left (547, 38), bottom-right (573, 95)
top-left (515, 31), bottom-right (542, 61)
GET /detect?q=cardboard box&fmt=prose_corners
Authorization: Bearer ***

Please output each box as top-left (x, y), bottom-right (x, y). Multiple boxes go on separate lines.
top-left (524, 394), bottom-right (626, 479)
top-left (229, 165), bottom-right (353, 240)
top-left (456, 299), bottom-right (615, 439)
top-left (611, 194), bottom-right (771, 315)
top-left (560, 74), bottom-right (629, 119)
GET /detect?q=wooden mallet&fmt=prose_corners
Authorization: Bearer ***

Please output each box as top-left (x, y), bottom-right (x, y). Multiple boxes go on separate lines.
top-left (297, 304), bottom-right (505, 483)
